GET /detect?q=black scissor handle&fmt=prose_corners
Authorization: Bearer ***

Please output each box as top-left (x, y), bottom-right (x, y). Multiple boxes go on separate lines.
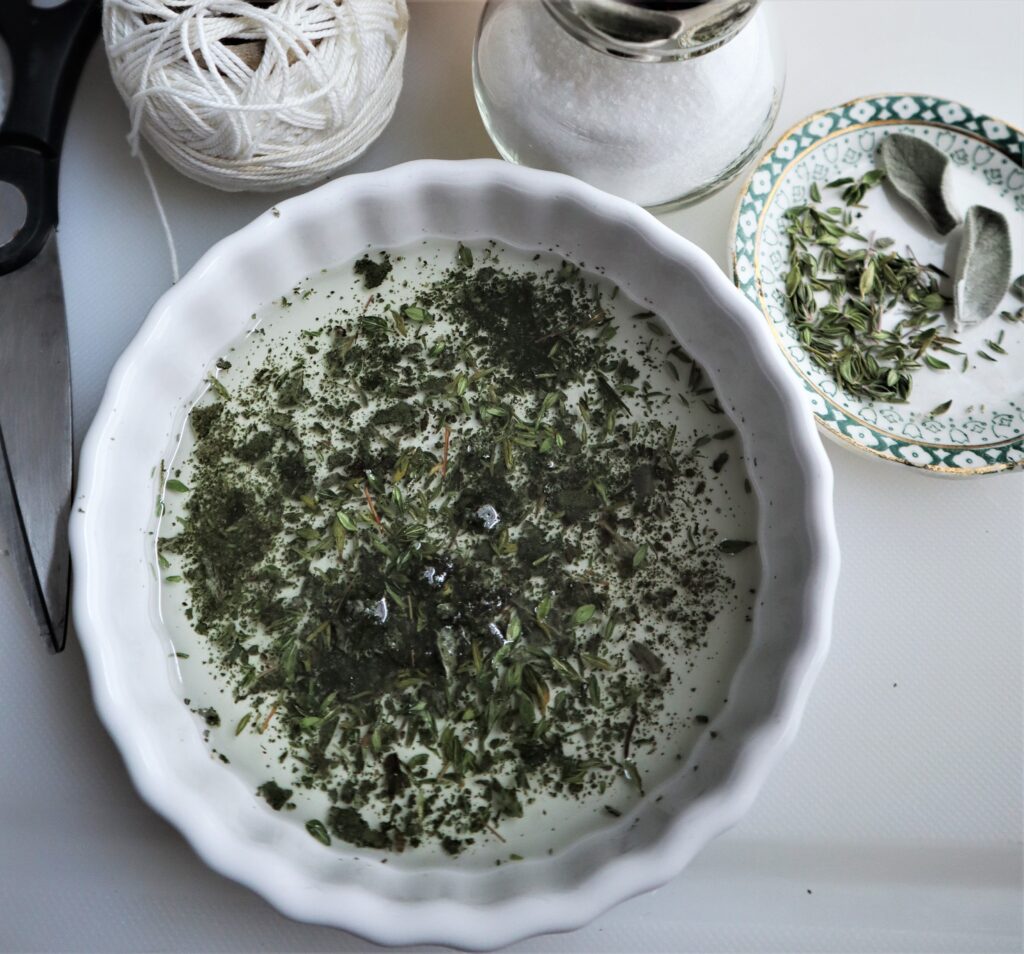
top-left (0, 0), bottom-right (100, 275)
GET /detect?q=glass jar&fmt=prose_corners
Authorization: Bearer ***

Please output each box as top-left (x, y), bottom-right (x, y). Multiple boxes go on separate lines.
top-left (472, 0), bottom-right (785, 210)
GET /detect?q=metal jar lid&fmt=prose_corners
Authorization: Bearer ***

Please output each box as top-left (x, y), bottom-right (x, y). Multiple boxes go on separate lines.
top-left (541, 0), bottom-right (761, 61)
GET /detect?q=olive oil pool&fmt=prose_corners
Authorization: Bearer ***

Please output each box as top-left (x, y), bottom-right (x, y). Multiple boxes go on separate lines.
top-left (156, 240), bottom-right (758, 864)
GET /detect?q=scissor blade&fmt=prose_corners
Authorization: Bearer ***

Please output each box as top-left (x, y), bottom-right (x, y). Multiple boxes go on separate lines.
top-left (0, 233), bottom-right (72, 651)
top-left (0, 428), bottom-right (56, 643)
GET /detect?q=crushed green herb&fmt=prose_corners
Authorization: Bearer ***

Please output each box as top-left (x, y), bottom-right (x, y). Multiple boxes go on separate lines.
top-left (353, 253), bottom-right (393, 289)
top-left (783, 172), bottom-right (961, 402)
top-left (161, 245), bottom-right (750, 855)
top-left (195, 707), bottom-right (220, 727)
top-left (787, 156), bottom-right (1019, 404)
top-left (257, 780), bottom-right (293, 811)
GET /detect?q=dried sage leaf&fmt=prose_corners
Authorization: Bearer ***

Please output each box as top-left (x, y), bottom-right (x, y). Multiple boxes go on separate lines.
top-left (1012, 274), bottom-right (1024, 301)
top-left (953, 206), bottom-right (1012, 331)
top-left (877, 134), bottom-right (959, 235)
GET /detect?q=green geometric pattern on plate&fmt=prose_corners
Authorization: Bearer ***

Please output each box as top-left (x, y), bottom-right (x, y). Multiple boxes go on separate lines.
top-left (732, 94), bottom-right (1024, 475)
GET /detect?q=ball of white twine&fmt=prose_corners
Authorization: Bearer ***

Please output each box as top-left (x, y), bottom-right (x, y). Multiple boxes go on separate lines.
top-left (103, 0), bottom-right (409, 192)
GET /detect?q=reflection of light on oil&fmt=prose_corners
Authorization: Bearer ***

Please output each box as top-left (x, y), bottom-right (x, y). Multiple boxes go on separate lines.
top-left (476, 504), bottom-right (500, 529)
top-left (423, 566), bottom-right (448, 586)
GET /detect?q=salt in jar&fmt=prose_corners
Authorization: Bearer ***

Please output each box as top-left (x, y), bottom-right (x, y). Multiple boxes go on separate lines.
top-left (473, 0), bottom-right (785, 209)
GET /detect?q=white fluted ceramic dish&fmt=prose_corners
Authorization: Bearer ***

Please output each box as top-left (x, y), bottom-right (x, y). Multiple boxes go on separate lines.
top-left (71, 160), bottom-right (838, 949)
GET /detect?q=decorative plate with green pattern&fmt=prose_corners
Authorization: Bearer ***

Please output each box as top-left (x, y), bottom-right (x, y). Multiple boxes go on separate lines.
top-left (731, 94), bottom-right (1024, 475)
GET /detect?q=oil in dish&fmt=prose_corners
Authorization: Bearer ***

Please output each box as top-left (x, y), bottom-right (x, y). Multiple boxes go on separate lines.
top-left (156, 241), bottom-right (758, 861)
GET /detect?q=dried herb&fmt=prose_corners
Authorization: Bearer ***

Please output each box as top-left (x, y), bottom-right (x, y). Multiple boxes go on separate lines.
top-left (257, 780), bottom-right (293, 811)
top-left (834, 168), bottom-right (887, 207)
top-left (783, 176), bottom-right (955, 402)
top-left (353, 253), bottom-right (392, 289)
top-left (953, 206), bottom-right (1012, 331)
top-left (196, 707), bottom-right (220, 727)
top-left (162, 246), bottom-right (746, 855)
top-left (305, 819), bottom-right (331, 846)
top-left (877, 134), bottom-right (959, 234)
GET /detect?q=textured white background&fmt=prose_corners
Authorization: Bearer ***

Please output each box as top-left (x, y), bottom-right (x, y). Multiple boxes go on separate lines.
top-left (1, 1), bottom-right (1022, 951)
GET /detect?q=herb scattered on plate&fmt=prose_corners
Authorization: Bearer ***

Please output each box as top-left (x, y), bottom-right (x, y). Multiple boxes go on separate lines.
top-left (783, 171), bottom-right (955, 402)
top-left (784, 135), bottom-right (1016, 403)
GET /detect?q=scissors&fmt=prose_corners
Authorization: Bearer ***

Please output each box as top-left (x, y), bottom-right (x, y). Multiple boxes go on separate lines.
top-left (0, 0), bottom-right (98, 652)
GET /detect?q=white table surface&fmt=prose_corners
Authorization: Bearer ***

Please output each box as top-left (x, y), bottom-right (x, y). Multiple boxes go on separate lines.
top-left (2, 1), bottom-right (1022, 951)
